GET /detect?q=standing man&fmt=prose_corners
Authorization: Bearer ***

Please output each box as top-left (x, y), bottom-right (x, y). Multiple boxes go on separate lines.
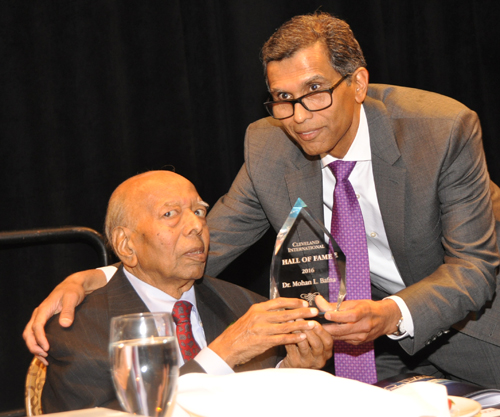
top-left (25, 12), bottom-right (500, 387)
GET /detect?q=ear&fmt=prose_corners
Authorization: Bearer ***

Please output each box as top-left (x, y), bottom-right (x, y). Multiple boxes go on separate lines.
top-left (352, 67), bottom-right (369, 104)
top-left (112, 226), bottom-right (138, 268)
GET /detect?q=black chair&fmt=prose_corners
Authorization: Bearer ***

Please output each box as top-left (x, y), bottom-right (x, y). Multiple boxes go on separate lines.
top-left (0, 226), bottom-right (111, 415)
top-left (0, 227), bottom-right (109, 265)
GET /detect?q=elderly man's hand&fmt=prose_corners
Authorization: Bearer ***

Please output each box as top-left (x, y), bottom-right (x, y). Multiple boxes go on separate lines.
top-left (315, 295), bottom-right (401, 344)
top-left (22, 269), bottom-right (107, 364)
top-left (208, 298), bottom-right (319, 368)
top-left (280, 321), bottom-right (333, 369)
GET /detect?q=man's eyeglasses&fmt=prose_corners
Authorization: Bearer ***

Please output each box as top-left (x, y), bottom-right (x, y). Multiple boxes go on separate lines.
top-left (264, 74), bottom-right (351, 120)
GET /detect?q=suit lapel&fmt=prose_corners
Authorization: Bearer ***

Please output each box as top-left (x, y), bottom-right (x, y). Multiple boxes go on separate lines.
top-left (194, 279), bottom-right (239, 344)
top-left (364, 95), bottom-right (412, 283)
top-left (107, 266), bottom-right (150, 318)
top-left (284, 151), bottom-right (323, 220)
top-left (282, 145), bottom-right (325, 246)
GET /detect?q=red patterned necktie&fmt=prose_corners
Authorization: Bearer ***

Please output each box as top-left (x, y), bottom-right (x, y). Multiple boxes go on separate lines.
top-left (172, 300), bottom-right (201, 362)
top-left (328, 160), bottom-right (377, 384)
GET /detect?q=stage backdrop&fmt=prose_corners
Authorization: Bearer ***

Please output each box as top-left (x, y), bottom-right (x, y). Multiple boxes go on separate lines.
top-left (1, 0), bottom-right (499, 411)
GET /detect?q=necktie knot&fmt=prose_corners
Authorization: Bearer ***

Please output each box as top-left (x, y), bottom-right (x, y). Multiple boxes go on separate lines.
top-left (172, 300), bottom-right (193, 325)
top-left (328, 160), bottom-right (356, 182)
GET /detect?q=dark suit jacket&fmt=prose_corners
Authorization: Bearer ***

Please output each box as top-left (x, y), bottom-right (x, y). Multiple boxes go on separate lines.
top-left (206, 84), bottom-right (500, 357)
top-left (42, 267), bottom-right (277, 413)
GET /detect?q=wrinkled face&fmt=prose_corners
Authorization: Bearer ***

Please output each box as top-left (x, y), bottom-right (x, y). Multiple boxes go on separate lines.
top-left (127, 173), bottom-right (210, 286)
top-left (266, 42), bottom-right (363, 158)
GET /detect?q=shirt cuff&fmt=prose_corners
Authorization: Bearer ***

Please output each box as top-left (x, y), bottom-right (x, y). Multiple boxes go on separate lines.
top-left (385, 295), bottom-right (415, 339)
top-left (194, 347), bottom-right (235, 375)
top-left (97, 265), bottom-right (118, 282)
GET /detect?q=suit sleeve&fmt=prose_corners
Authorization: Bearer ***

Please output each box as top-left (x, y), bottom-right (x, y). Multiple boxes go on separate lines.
top-left (206, 127), bottom-right (271, 277)
top-left (42, 300), bottom-right (121, 412)
top-left (397, 109), bottom-right (500, 353)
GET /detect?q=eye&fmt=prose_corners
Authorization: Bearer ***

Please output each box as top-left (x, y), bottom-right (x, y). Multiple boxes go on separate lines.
top-left (164, 210), bottom-right (178, 218)
top-left (194, 208), bottom-right (207, 218)
top-left (277, 92), bottom-right (292, 101)
top-left (310, 83), bottom-right (322, 92)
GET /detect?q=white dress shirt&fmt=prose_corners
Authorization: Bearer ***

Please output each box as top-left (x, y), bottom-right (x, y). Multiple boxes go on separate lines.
top-left (320, 105), bottom-right (414, 338)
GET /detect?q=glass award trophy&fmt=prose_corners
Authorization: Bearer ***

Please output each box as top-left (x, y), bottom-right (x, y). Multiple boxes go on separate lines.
top-left (270, 198), bottom-right (346, 320)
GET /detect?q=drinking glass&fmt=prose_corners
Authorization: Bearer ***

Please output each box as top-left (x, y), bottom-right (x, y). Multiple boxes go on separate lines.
top-left (109, 312), bottom-right (179, 417)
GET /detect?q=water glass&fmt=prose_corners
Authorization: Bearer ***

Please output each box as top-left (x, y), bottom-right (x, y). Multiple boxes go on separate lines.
top-left (109, 312), bottom-right (179, 417)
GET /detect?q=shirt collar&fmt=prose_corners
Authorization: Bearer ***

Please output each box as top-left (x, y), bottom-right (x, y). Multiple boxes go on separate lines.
top-left (321, 104), bottom-right (371, 167)
top-left (122, 267), bottom-right (198, 311)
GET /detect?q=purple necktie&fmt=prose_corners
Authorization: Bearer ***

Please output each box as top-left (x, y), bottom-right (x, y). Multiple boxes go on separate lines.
top-left (328, 160), bottom-right (377, 384)
top-left (172, 300), bottom-right (202, 362)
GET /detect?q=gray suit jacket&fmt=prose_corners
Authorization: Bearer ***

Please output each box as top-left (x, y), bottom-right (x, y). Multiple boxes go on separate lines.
top-left (42, 267), bottom-right (277, 412)
top-left (206, 84), bottom-right (500, 356)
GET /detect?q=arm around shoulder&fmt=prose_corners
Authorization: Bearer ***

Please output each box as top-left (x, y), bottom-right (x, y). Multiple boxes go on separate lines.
top-left (23, 268), bottom-right (109, 358)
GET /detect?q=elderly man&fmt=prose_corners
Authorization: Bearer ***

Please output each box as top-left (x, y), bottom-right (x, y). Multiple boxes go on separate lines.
top-left (27, 12), bottom-right (500, 388)
top-left (41, 171), bottom-right (331, 413)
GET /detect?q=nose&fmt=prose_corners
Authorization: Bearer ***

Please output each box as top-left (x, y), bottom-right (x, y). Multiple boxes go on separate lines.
top-left (292, 101), bottom-right (313, 123)
top-left (184, 210), bottom-right (205, 236)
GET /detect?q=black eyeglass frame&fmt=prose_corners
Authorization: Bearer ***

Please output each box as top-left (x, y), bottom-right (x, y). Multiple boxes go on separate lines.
top-left (263, 73), bottom-right (351, 120)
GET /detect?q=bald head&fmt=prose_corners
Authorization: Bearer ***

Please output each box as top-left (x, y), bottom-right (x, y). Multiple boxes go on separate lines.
top-left (105, 171), bottom-right (195, 247)
top-left (104, 171), bottom-right (210, 296)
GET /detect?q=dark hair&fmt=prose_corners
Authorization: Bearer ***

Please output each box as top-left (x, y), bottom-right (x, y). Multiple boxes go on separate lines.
top-left (261, 12), bottom-right (366, 82)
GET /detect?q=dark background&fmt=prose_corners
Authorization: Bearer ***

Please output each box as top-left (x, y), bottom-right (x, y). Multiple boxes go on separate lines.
top-left (1, 0), bottom-right (499, 412)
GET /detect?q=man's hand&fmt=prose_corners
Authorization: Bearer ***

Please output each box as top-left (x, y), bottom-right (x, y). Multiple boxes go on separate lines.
top-left (280, 321), bottom-right (333, 369)
top-left (208, 298), bottom-right (319, 368)
top-left (22, 269), bottom-right (107, 364)
top-left (315, 295), bottom-right (401, 345)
